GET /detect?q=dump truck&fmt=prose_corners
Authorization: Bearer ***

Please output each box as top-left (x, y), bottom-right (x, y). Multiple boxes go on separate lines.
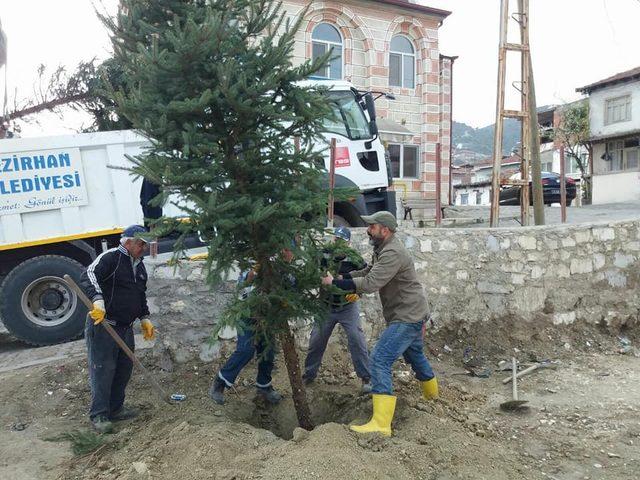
top-left (0, 80), bottom-right (394, 345)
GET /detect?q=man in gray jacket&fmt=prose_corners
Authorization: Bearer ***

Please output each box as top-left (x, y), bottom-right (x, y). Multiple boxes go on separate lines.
top-left (322, 211), bottom-right (438, 436)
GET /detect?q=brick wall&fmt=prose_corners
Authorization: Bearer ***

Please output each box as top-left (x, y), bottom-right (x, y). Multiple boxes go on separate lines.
top-left (278, 0), bottom-right (453, 211)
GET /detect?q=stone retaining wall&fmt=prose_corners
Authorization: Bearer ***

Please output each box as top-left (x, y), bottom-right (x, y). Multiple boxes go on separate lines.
top-left (145, 219), bottom-right (640, 363)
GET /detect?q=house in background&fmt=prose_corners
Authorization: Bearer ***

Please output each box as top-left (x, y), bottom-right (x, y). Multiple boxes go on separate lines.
top-left (537, 101), bottom-right (590, 205)
top-left (453, 179), bottom-right (491, 206)
top-left (451, 154), bottom-right (519, 206)
top-left (280, 0), bottom-right (454, 217)
top-left (577, 66), bottom-right (640, 204)
top-left (472, 154), bottom-right (520, 182)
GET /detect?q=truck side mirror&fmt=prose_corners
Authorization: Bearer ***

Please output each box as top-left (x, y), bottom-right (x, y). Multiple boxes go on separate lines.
top-left (363, 92), bottom-right (378, 142)
top-left (364, 92), bottom-right (377, 121)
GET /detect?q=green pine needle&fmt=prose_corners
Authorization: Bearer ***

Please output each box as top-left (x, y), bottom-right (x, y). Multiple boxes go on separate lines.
top-left (45, 429), bottom-right (108, 456)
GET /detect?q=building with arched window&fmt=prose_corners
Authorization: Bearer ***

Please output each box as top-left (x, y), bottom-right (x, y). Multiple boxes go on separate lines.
top-left (277, 0), bottom-right (455, 216)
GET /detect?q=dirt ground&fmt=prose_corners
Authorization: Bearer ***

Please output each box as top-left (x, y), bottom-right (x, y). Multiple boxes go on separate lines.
top-left (1, 322), bottom-right (639, 480)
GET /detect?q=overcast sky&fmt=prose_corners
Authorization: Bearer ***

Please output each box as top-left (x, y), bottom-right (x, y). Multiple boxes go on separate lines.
top-left (1, 0), bottom-right (640, 136)
top-left (422, 0), bottom-right (640, 126)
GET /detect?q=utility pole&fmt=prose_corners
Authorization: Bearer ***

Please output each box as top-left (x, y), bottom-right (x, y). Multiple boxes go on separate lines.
top-left (521, 1), bottom-right (544, 225)
top-left (490, 0), bottom-right (540, 227)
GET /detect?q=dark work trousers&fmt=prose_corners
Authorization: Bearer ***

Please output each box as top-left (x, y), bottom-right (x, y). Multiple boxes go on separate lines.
top-left (404, 207), bottom-right (413, 220)
top-left (303, 302), bottom-right (371, 381)
top-left (217, 319), bottom-right (276, 388)
top-left (85, 316), bottom-right (135, 420)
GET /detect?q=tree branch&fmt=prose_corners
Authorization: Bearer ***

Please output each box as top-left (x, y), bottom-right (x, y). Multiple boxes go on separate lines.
top-left (5, 93), bottom-right (89, 122)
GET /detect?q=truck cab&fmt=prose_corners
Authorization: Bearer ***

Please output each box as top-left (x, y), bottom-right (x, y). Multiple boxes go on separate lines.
top-left (308, 79), bottom-right (396, 226)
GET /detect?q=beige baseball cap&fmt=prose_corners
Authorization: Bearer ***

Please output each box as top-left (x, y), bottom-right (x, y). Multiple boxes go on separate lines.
top-left (360, 211), bottom-right (397, 231)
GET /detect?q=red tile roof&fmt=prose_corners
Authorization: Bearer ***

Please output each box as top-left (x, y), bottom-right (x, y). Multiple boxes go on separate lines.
top-left (474, 154), bottom-right (521, 168)
top-left (576, 66), bottom-right (640, 94)
top-left (371, 0), bottom-right (452, 18)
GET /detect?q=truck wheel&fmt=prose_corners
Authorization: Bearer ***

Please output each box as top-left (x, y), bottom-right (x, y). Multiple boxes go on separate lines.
top-left (333, 215), bottom-right (350, 228)
top-left (0, 256), bottom-right (87, 345)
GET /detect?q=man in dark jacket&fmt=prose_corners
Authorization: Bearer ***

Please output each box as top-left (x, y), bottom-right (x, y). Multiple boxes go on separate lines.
top-left (303, 226), bottom-right (371, 393)
top-left (80, 225), bottom-right (154, 434)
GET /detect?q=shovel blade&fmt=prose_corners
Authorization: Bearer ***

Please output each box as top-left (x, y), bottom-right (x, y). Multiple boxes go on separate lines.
top-left (500, 399), bottom-right (530, 412)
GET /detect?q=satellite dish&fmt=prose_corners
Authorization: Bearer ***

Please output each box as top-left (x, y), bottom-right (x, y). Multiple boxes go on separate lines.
top-left (600, 152), bottom-right (612, 161)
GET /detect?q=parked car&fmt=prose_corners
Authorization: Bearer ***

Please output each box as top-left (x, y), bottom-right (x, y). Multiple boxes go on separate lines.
top-left (499, 171), bottom-right (577, 206)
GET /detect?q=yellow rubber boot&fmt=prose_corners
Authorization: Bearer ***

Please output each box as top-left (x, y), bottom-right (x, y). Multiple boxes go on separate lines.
top-left (421, 377), bottom-right (439, 400)
top-left (350, 394), bottom-right (397, 436)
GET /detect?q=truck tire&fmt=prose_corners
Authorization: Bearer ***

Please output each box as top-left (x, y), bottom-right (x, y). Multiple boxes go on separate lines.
top-left (0, 256), bottom-right (87, 345)
top-left (333, 215), bottom-right (350, 228)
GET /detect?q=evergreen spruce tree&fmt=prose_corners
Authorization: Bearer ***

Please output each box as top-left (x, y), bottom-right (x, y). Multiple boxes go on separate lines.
top-left (104, 0), bottom-right (340, 429)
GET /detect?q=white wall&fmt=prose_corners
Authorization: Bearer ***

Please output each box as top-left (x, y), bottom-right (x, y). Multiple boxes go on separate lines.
top-left (454, 185), bottom-right (491, 206)
top-left (592, 169), bottom-right (640, 204)
top-left (589, 79), bottom-right (640, 138)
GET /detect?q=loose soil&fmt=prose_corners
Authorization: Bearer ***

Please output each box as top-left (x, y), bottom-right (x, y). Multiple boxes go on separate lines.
top-left (1, 323), bottom-right (639, 480)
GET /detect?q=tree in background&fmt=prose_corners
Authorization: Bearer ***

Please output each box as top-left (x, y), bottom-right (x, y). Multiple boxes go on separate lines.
top-left (0, 58), bottom-right (133, 138)
top-left (103, 0), bottom-right (337, 429)
top-left (554, 100), bottom-right (592, 203)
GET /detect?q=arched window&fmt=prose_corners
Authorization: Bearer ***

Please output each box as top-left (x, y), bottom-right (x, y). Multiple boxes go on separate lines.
top-left (312, 23), bottom-right (343, 80)
top-left (389, 35), bottom-right (415, 88)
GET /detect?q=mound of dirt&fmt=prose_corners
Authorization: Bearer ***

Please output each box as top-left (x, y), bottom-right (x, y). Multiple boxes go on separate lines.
top-left (2, 323), bottom-right (640, 480)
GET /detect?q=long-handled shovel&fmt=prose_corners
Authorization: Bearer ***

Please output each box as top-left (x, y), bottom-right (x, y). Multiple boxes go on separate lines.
top-left (500, 357), bottom-right (529, 412)
top-left (64, 274), bottom-right (173, 405)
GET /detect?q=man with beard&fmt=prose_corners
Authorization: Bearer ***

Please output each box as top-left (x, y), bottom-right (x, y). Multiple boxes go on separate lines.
top-left (321, 211), bottom-right (438, 436)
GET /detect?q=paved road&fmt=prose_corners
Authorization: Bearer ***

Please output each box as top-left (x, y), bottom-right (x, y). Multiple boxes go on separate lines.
top-left (442, 201), bottom-right (640, 227)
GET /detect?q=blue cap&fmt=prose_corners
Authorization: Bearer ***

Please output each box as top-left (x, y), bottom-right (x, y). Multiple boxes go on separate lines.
top-left (333, 226), bottom-right (351, 241)
top-left (121, 224), bottom-right (148, 242)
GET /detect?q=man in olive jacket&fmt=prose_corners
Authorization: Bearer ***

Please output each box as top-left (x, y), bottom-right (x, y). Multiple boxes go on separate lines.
top-left (322, 211), bottom-right (438, 436)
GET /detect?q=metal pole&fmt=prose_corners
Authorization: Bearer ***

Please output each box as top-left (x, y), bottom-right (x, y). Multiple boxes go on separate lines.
top-left (435, 142), bottom-right (442, 226)
top-left (560, 144), bottom-right (567, 223)
top-left (490, 0), bottom-right (510, 227)
top-left (327, 138), bottom-right (336, 228)
top-left (445, 56), bottom-right (457, 206)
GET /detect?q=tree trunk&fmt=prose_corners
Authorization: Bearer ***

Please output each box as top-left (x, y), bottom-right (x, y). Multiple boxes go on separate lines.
top-left (278, 326), bottom-right (314, 430)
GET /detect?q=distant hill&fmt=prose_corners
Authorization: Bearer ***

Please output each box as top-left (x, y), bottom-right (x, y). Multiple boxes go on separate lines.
top-left (452, 119), bottom-right (521, 161)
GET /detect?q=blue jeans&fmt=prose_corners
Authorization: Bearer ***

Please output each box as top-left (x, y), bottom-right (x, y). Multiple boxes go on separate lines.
top-left (218, 319), bottom-right (275, 388)
top-left (370, 321), bottom-right (434, 395)
top-left (85, 317), bottom-right (134, 420)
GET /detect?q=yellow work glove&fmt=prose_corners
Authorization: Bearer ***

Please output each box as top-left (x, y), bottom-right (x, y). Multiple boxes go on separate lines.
top-left (89, 299), bottom-right (106, 325)
top-left (140, 318), bottom-right (155, 340)
top-left (345, 293), bottom-right (360, 303)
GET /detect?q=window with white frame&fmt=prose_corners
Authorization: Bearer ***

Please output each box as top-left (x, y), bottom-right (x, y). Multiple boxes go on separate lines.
top-left (563, 151), bottom-right (585, 174)
top-left (388, 143), bottom-right (419, 178)
top-left (460, 193), bottom-right (469, 205)
top-left (605, 138), bottom-right (639, 172)
top-left (540, 150), bottom-right (553, 173)
top-left (389, 35), bottom-right (415, 88)
top-left (312, 23), bottom-right (343, 80)
top-left (541, 160), bottom-right (553, 172)
top-left (605, 95), bottom-right (631, 125)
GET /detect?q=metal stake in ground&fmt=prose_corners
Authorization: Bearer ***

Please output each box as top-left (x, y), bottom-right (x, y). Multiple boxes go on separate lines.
top-left (63, 274), bottom-right (174, 405)
top-left (500, 357), bottom-right (529, 412)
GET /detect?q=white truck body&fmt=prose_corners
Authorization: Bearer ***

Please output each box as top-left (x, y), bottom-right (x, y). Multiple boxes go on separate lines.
top-left (1, 130), bottom-right (164, 247)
